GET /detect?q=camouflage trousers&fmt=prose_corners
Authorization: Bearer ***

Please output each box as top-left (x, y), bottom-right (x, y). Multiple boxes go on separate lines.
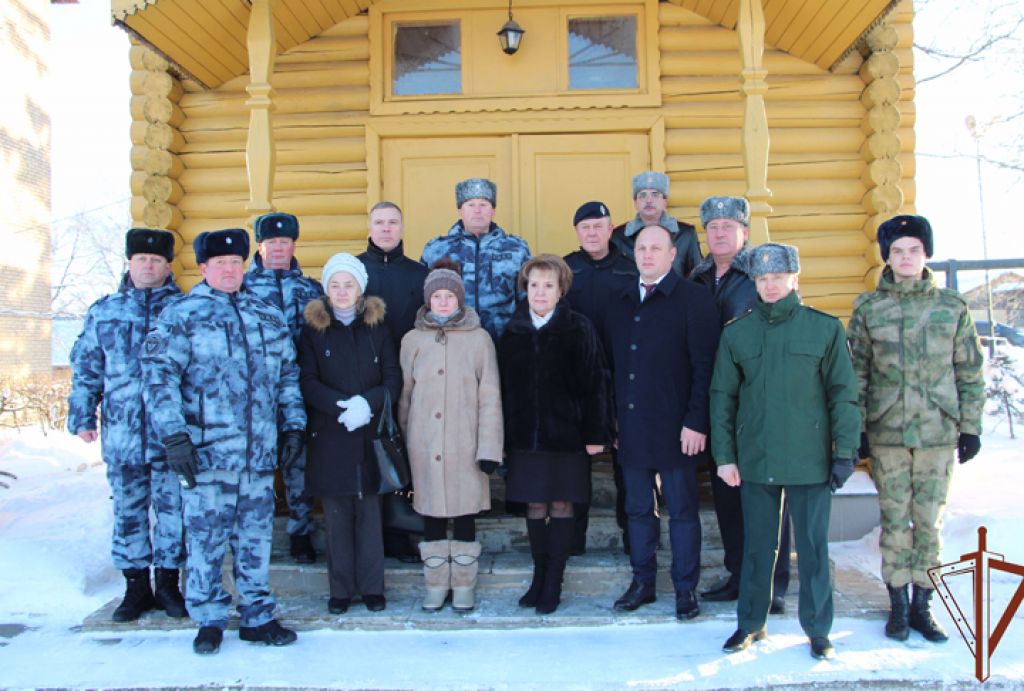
top-left (105, 463), bottom-right (184, 570)
top-left (181, 469), bottom-right (276, 629)
top-left (281, 444), bottom-right (314, 537)
top-left (871, 446), bottom-right (956, 588)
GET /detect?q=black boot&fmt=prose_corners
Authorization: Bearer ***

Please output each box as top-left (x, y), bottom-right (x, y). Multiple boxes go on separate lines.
top-left (885, 583), bottom-right (910, 641)
top-left (536, 517), bottom-right (574, 615)
top-left (519, 518), bottom-right (548, 608)
top-left (289, 534), bottom-right (316, 564)
top-left (909, 584), bottom-right (948, 642)
top-left (112, 568), bottom-right (156, 622)
top-left (154, 567), bottom-right (188, 618)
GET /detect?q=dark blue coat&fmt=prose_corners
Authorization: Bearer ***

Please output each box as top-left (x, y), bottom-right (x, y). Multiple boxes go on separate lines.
top-left (358, 240), bottom-right (428, 345)
top-left (563, 249), bottom-right (637, 357)
top-left (604, 271), bottom-right (721, 470)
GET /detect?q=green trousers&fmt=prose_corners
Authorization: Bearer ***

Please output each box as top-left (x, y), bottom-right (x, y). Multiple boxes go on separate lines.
top-left (738, 481), bottom-right (833, 638)
top-left (871, 445), bottom-right (955, 588)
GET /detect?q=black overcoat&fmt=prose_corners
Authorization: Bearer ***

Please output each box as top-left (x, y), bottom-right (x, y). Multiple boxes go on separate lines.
top-left (298, 296), bottom-right (402, 497)
top-left (689, 244), bottom-right (758, 326)
top-left (358, 240), bottom-right (428, 344)
top-left (604, 272), bottom-right (721, 470)
top-left (498, 301), bottom-right (613, 453)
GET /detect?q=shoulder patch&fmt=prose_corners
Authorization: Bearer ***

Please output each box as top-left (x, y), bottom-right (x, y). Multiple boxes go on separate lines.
top-left (723, 309), bottom-right (753, 328)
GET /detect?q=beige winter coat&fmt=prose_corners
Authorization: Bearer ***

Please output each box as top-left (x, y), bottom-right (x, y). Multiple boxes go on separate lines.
top-left (399, 306), bottom-right (503, 517)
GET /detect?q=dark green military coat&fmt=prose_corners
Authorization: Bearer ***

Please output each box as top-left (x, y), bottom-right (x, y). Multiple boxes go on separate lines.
top-left (710, 291), bottom-right (861, 485)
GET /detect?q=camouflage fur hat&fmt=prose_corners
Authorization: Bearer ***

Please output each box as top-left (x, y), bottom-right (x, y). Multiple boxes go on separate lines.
top-left (749, 242), bottom-right (800, 277)
top-left (700, 196), bottom-right (750, 228)
top-left (631, 171), bottom-right (669, 198)
top-left (456, 178), bottom-right (497, 208)
top-left (877, 214), bottom-right (933, 261)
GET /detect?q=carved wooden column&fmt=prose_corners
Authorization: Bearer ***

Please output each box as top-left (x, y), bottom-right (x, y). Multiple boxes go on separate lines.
top-left (737, 0), bottom-right (772, 245)
top-left (245, 0), bottom-right (277, 222)
top-left (860, 21), bottom-right (904, 289)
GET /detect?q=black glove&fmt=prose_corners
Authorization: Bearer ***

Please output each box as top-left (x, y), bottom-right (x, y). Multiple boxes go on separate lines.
top-left (957, 433), bottom-right (981, 464)
top-left (279, 430), bottom-right (305, 468)
top-left (163, 432), bottom-right (198, 489)
top-left (858, 432), bottom-right (870, 460)
top-left (830, 456), bottom-right (855, 493)
top-left (478, 460), bottom-right (501, 476)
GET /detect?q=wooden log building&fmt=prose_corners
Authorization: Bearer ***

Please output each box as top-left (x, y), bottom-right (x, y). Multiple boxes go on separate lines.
top-left (112, 0), bottom-right (916, 318)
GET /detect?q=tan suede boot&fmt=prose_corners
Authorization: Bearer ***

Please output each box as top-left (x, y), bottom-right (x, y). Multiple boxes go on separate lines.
top-left (450, 541), bottom-right (482, 612)
top-left (419, 540), bottom-right (451, 612)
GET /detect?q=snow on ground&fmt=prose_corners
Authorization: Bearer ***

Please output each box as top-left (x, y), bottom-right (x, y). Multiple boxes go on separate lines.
top-left (0, 425), bottom-right (1022, 689)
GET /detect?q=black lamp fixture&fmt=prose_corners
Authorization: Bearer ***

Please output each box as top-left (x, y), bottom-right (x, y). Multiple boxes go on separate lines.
top-left (497, 0), bottom-right (525, 55)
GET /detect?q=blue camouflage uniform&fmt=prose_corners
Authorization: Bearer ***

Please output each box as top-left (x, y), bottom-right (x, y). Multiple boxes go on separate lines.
top-left (244, 253), bottom-right (323, 537)
top-left (420, 221), bottom-right (530, 340)
top-left (142, 281), bottom-right (306, 630)
top-left (67, 273), bottom-right (184, 571)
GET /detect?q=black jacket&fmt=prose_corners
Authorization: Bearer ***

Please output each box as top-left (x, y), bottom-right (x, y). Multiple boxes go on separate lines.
top-left (358, 240), bottom-right (429, 345)
top-left (498, 301), bottom-right (613, 453)
top-left (563, 249), bottom-right (637, 356)
top-left (689, 244), bottom-right (758, 326)
top-left (298, 296), bottom-right (402, 497)
top-left (611, 214), bottom-right (702, 278)
top-left (604, 272), bottom-right (721, 470)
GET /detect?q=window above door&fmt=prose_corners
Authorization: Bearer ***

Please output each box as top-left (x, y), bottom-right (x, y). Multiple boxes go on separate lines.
top-left (369, 0), bottom-right (661, 116)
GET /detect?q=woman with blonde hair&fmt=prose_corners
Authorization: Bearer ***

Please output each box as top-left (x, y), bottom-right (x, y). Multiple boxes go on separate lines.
top-left (498, 254), bottom-right (612, 614)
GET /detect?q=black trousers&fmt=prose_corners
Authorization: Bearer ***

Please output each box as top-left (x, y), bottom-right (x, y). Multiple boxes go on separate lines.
top-left (322, 494), bottom-right (385, 600)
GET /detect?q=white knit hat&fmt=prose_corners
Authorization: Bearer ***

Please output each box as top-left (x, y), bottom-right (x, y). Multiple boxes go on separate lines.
top-left (321, 253), bottom-right (368, 293)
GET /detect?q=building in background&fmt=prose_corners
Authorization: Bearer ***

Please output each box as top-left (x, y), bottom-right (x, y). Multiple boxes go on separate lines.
top-left (112, 0), bottom-right (917, 319)
top-left (0, 0), bottom-right (53, 379)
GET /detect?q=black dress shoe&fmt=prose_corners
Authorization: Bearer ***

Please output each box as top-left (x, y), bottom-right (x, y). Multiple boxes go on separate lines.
top-left (289, 534), bottom-right (316, 564)
top-left (328, 597), bottom-right (350, 614)
top-left (193, 626), bottom-right (223, 655)
top-left (675, 589), bottom-right (700, 620)
top-left (810, 636), bottom-right (835, 659)
top-left (769, 594), bottom-right (786, 614)
top-left (239, 620), bottom-right (297, 647)
top-left (363, 594), bottom-right (387, 612)
top-left (700, 578), bottom-right (740, 602)
top-left (723, 627), bottom-right (767, 653)
top-left (614, 581), bottom-right (656, 611)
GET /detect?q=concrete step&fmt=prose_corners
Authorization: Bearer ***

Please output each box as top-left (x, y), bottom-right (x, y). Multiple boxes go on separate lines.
top-left (79, 550), bottom-right (888, 633)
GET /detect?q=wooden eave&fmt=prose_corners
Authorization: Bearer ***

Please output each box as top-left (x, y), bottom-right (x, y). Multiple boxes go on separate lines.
top-left (111, 0), bottom-right (901, 88)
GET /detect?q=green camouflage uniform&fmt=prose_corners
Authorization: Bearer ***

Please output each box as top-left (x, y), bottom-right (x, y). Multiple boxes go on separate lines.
top-left (847, 266), bottom-right (984, 587)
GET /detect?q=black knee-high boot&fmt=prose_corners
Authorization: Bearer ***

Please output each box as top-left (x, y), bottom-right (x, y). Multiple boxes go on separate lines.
top-left (537, 517), bottom-right (574, 615)
top-left (519, 518), bottom-right (548, 608)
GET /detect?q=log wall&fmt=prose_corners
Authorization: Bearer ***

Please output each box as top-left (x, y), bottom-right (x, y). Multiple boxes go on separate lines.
top-left (136, 2), bottom-right (917, 310)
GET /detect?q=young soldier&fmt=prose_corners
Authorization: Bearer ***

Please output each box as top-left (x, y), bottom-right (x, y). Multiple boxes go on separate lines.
top-left (68, 228), bottom-right (186, 622)
top-left (847, 214), bottom-right (984, 643)
top-left (711, 242), bottom-right (860, 660)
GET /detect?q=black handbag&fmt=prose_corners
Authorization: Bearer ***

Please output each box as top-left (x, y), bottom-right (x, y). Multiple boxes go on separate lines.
top-left (373, 391), bottom-right (411, 494)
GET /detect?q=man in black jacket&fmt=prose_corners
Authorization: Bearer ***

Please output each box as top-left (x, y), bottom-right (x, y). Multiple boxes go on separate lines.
top-left (690, 196), bottom-right (791, 613)
top-left (563, 201), bottom-right (637, 554)
top-left (358, 201), bottom-right (429, 563)
top-left (610, 171), bottom-right (702, 278)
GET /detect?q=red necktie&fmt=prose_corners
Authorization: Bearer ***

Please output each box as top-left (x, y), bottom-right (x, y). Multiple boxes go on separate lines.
top-left (642, 283), bottom-right (657, 301)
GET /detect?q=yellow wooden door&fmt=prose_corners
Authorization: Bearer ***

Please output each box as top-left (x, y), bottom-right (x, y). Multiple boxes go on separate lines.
top-left (517, 134), bottom-right (649, 256)
top-left (381, 133), bottom-right (649, 259)
top-left (381, 137), bottom-right (513, 261)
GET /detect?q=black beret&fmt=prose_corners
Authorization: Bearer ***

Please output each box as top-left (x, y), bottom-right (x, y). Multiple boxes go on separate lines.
top-left (194, 228), bottom-right (250, 264)
top-left (253, 212), bottom-right (299, 242)
top-left (125, 228), bottom-right (174, 262)
top-left (573, 201), bottom-right (611, 226)
top-left (877, 214), bottom-right (933, 261)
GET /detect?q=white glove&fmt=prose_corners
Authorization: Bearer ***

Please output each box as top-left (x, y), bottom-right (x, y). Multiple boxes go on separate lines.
top-left (336, 396), bottom-right (372, 432)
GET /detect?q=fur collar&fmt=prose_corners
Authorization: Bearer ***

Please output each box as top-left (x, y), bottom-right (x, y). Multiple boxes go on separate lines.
top-left (303, 295), bottom-right (386, 332)
top-left (691, 242), bottom-right (754, 279)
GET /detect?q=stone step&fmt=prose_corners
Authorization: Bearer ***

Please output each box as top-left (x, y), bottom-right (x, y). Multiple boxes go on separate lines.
top-left (79, 550), bottom-right (889, 633)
